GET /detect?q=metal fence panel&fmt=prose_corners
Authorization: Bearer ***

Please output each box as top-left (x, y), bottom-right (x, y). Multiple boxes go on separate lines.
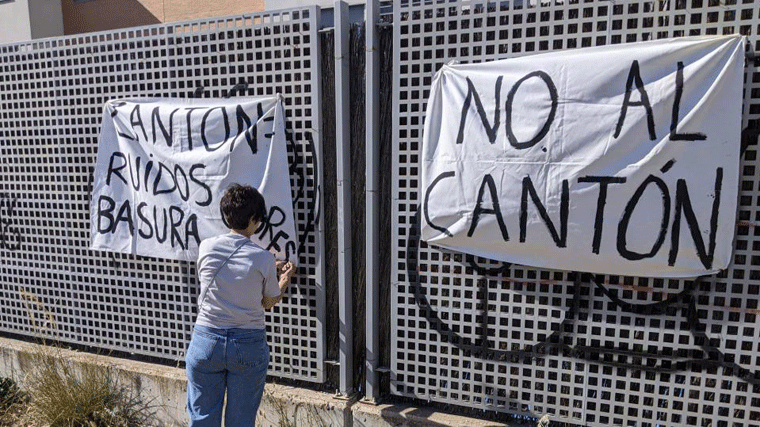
top-left (392, 0), bottom-right (760, 425)
top-left (0, 7), bottom-right (325, 382)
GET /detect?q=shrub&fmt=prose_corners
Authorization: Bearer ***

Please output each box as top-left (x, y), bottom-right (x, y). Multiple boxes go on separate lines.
top-left (0, 378), bottom-right (20, 409)
top-left (22, 352), bottom-right (155, 427)
top-left (16, 287), bottom-right (155, 426)
top-left (0, 377), bottom-right (25, 425)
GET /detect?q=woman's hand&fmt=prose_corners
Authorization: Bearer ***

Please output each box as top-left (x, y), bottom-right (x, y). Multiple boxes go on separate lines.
top-left (276, 261), bottom-right (296, 291)
top-left (263, 261), bottom-right (297, 309)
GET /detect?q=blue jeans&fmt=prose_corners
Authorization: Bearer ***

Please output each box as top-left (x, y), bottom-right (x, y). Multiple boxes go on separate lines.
top-left (186, 325), bottom-right (269, 427)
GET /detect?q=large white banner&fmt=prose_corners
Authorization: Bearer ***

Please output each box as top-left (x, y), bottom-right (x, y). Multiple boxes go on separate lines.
top-left (422, 36), bottom-right (744, 277)
top-left (90, 96), bottom-right (298, 263)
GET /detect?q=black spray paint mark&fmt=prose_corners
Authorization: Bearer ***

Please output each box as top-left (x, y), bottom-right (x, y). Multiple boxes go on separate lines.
top-left (295, 131), bottom-right (321, 259)
top-left (284, 121), bottom-right (304, 205)
top-left (465, 253), bottom-right (511, 276)
top-left (225, 82), bottom-right (249, 99)
top-left (404, 207), bottom-right (759, 384)
top-left (423, 171), bottom-right (455, 237)
top-left (588, 274), bottom-right (758, 384)
top-left (0, 193), bottom-right (21, 251)
top-left (740, 120), bottom-right (760, 157)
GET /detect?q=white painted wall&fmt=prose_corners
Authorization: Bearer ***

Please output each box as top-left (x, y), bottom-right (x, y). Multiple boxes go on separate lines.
top-left (0, 0), bottom-right (33, 43)
top-left (0, 0), bottom-right (62, 43)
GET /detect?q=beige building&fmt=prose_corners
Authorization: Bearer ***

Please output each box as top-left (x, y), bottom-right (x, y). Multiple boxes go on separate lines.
top-left (1, 1), bottom-right (368, 43)
top-left (61, 0), bottom-right (266, 34)
top-left (0, 0), bottom-right (268, 43)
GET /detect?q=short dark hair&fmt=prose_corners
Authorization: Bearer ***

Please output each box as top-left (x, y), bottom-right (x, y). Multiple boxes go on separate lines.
top-left (220, 184), bottom-right (267, 230)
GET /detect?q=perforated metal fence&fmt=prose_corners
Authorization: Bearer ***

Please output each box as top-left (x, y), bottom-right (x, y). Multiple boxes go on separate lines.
top-left (0, 6), bottom-right (325, 382)
top-left (4, 0), bottom-right (760, 422)
top-left (392, 0), bottom-right (760, 425)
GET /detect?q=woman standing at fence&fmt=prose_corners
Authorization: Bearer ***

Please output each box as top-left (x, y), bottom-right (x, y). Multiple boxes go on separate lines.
top-left (186, 183), bottom-right (296, 427)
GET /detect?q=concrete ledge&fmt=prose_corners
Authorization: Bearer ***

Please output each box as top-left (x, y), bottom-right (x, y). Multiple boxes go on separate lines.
top-left (0, 337), bottom-right (514, 427)
top-left (0, 336), bottom-right (187, 426)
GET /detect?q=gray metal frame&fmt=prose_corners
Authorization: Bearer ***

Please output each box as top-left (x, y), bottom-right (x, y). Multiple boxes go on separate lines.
top-left (0, 7), bottom-right (326, 382)
top-left (392, 0), bottom-right (760, 425)
top-left (365, 0), bottom-right (383, 403)
top-left (335, 0), bottom-right (355, 396)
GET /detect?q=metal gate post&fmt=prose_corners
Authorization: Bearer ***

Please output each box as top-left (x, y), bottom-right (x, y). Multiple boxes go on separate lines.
top-left (334, 0), bottom-right (354, 398)
top-left (364, 0), bottom-right (381, 404)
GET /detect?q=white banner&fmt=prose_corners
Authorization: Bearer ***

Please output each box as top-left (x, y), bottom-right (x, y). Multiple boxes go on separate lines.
top-left (90, 96), bottom-right (298, 263)
top-left (422, 36), bottom-right (744, 277)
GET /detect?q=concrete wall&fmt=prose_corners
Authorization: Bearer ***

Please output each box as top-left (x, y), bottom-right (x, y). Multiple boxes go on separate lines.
top-left (0, 0), bottom-right (33, 43)
top-left (61, 0), bottom-right (265, 35)
top-left (28, 0), bottom-right (63, 39)
top-left (0, 337), bottom-right (516, 427)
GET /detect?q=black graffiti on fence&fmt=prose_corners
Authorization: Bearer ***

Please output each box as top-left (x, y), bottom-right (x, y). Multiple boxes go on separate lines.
top-left (284, 121), bottom-right (305, 206)
top-left (0, 193), bottom-right (21, 251)
top-left (741, 120), bottom-right (760, 157)
top-left (584, 275), bottom-right (758, 383)
top-left (465, 254), bottom-right (511, 276)
top-left (294, 131), bottom-right (321, 259)
top-left (225, 82), bottom-right (249, 99)
top-left (406, 208), bottom-right (760, 385)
